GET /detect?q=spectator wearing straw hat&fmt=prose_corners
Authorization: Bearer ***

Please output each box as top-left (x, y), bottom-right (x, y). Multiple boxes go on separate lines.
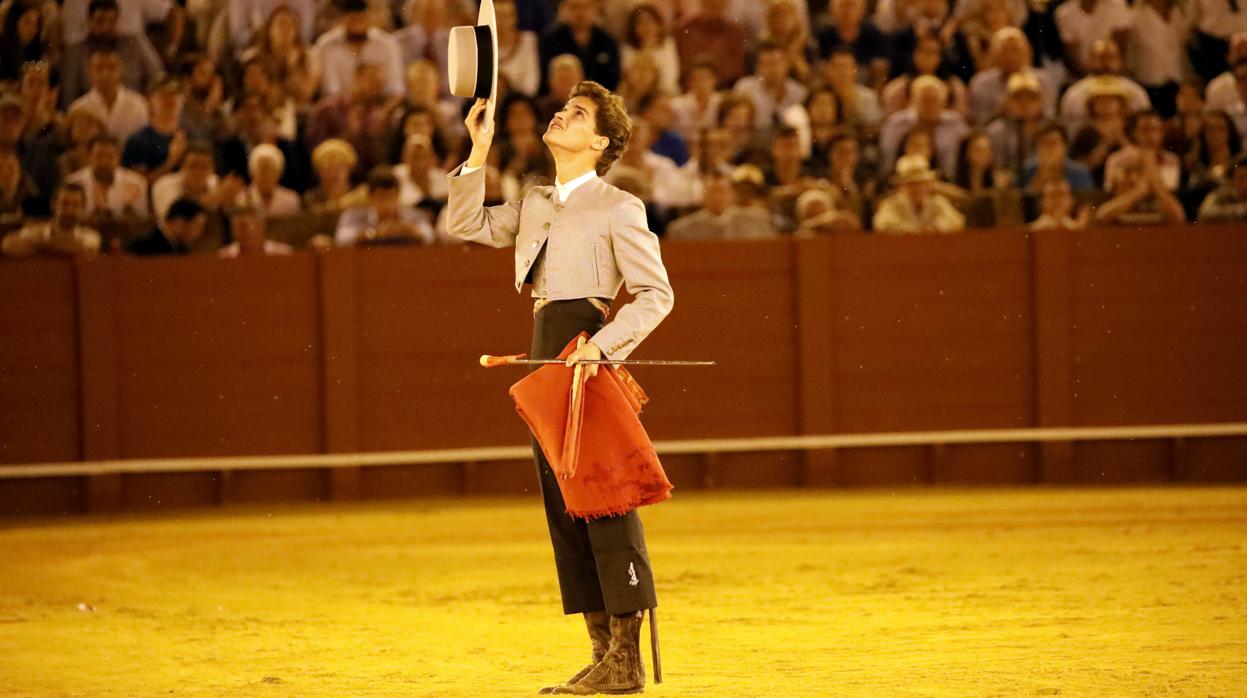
top-left (873, 153), bottom-right (966, 233)
top-left (1059, 39), bottom-right (1151, 133)
top-left (305, 139), bottom-right (367, 212)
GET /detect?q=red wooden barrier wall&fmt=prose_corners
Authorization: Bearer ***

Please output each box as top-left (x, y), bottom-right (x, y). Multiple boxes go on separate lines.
top-left (1, 228), bottom-right (1245, 515)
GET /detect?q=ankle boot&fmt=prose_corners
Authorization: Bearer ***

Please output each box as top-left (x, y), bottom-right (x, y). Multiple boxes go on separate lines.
top-left (538, 611), bottom-right (611, 694)
top-left (548, 611), bottom-right (645, 695)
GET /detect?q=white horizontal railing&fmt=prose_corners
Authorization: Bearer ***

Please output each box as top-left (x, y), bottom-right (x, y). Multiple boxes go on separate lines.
top-left (1, 423), bottom-right (1245, 480)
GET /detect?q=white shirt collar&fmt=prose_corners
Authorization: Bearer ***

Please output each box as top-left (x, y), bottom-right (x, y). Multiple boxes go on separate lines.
top-left (554, 169), bottom-right (597, 203)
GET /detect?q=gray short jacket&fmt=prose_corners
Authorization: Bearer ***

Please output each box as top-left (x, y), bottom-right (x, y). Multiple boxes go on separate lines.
top-left (445, 164), bottom-right (674, 360)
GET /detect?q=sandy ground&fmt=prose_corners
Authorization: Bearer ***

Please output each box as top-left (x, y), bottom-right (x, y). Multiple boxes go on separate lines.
top-left (0, 486), bottom-right (1244, 697)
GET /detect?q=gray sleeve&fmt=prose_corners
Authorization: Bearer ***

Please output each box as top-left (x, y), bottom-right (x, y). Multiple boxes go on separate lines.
top-left (444, 164), bottom-right (522, 248)
top-left (589, 195), bottom-right (674, 361)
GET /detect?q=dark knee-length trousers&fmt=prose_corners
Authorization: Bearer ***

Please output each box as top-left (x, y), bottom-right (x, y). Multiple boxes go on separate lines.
top-left (530, 298), bottom-right (658, 616)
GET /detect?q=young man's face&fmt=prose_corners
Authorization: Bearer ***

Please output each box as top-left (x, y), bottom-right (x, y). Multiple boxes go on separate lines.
top-left (54, 190), bottom-right (86, 227)
top-left (89, 142), bottom-right (120, 175)
top-left (543, 95), bottom-right (608, 157)
top-left (89, 53), bottom-right (123, 93)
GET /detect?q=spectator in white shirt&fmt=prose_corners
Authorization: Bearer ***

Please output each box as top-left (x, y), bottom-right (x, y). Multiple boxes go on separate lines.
top-left (1128, 0), bottom-right (1193, 117)
top-left (236, 144), bottom-right (301, 217)
top-left (670, 59), bottom-right (723, 140)
top-left (68, 46), bottom-right (150, 144)
top-left (733, 40), bottom-right (809, 129)
top-left (1054, 0), bottom-right (1132, 75)
top-left (393, 0), bottom-right (451, 86)
top-left (151, 142), bottom-right (245, 221)
top-left (1060, 39), bottom-right (1153, 133)
top-left (218, 206), bottom-right (294, 257)
top-left (1104, 108), bottom-right (1183, 191)
top-left (313, 0), bottom-right (405, 99)
top-left (1191, 0), bottom-right (1247, 81)
top-left (1206, 38), bottom-right (1247, 136)
top-left (1, 184), bottom-right (101, 258)
top-left (64, 135), bottom-right (149, 220)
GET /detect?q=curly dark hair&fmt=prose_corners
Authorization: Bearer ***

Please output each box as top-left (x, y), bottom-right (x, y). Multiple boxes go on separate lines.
top-left (569, 80), bottom-right (632, 176)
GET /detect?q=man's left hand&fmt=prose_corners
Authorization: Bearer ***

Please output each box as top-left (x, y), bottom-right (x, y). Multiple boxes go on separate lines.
top-left (565, 341), bottom-right (603, 378)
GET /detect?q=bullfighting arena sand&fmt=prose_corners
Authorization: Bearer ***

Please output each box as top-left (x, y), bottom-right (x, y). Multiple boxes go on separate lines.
top-left (1, 486), bottom-right (1244, 697)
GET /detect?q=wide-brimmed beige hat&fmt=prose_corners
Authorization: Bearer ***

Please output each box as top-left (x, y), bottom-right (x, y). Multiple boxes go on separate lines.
top-left (447, 0), bottom-right (499, 129)
top-left (892, 154), bottom-right (938, 185)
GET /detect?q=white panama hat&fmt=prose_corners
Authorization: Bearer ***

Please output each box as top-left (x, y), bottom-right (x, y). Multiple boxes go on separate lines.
top-left (447, 0), bottom-right (499, 132)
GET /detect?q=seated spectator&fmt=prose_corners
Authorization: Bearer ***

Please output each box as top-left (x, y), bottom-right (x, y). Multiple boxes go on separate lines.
top-left (1059, 40), bottom-right (1152, 133)
top-left (639, 92), bottom-right (689, 166)
top-left (1022, 122), bottom-right (1096, 192)
top-left (393, 0), bottom-right (451, 78)
top-left (671, 59), bottom-right (723, 140)
top-left (676, 0), bottom-right (747, 86)
top-left (604, 118), bottom-right (695, 210)
top-left (793, 187), bottom-right (862, 235)
top-left (1054, 0), bottom-right (1132, 76)
top-left (59, 109), bottom-right (107, 181)
top-left (123, 76), bottom-right (188, 183)
top-left (763, 125), bottom-right (817, 230)
top-left (782, 88), bottom-right (842, 168)
top-left (0, 147), bottom-right (40, 218)
top-left (1189, 2), bottom-right (1247, 83)
top-left (954, 130), bottom-right (1002, 194)
top-left (64, 135), bottom-right (149, 221)
top-left (127, 196), bottom-right (207, 255)
top-left (312, 0), bottom-right (404, 98)
top-left (1030, 178), bottom-right (1091, 230)
top-left (217, 93), bottom-right (311, 194)
top-left (1204, 34), bottom-right (1247, 106)
top-left (968, 28), bottom-right (1059, 126)
top-left (816, 0), bottom-right (890, 89)
top-left (234, 56), bottom-right (298, 142)
top-left (17, 61), bottom-right (59, 141)
top-left (229, 0), bottom-right (315, 52)
top-left (1185, 109), bottom-right (1243, 187)
top-left (733, 40), bottom-right (808, 129)
top-left (306, 62), bottom-right (398, 178)
top-left (394, 134), bottom-right (448, 208)
top-left (1166, 80), bottom-right (1210, 155)
top-left (236, 144), bottom-right (301, 217)
top-left (821, 47), bottom-right (882, 129)
top-left (333, 167), bottom-right (433, 246)
top-left (880, 76), bottom-right (970, 178)
top-left (496, 95), bottom-right (555, 192)
top-left (985, 72), bottom-right (1046, 178)
top-left (218, 206), bottom-right (294, 257)
top-left (237, 5), bottom-right (319, 107)
top-left (715, 95), bottom-right (766, 164)
top-left (961, 0), bottom-right (1019, 72)
top-left (1070, 86), bottom-right (1131, 184)
top-left (621, 3), bottom-right (681, 95)
top-left (59, 0), bottom-right (165, 107)
top-left (889, 0), bottom-right (975, 83)
top-left (401, 59), bottom-right (461, 141)
top-left (67, 45), bottom-right (150, 144)
top-left (665, 170), bottom-right (775, 240)
top-left (825, 132), bottom-right (875, 218)
top-left (536, 54), bottom-right (585, 125)
top-left (1094, 156), bottom-right (1186, 225)
top-left (305, 138), bottom-right (367, 212)
top-left (1104, 109), bottom-right (1182, 192)
top-left (1127, 0), bottom-right (1193, 118)
top-left (1, 184), bottom-right (100, 258)
top-left (1197, 153), bottom-right (1247, 221)
top-left (0, 1), bottom-right (56, 82)
top-left (1206, 53), bottom-right (1247, 138)
top-left (616, 50), bottom-right (662, 114)
top-left (882, 35), bottom-right (970, 119)
top-left (873, 154), bottom-right (966, 233)
top-left (540, 0), bottom-right (622, 91)
top-left (151, 142), bottom-right (244, 221)
top-left (493, 0), bottom-right (541, 97)
top-left (180, 54), bottom-right (229, 143)
top-left (759, 0), bottom-right (814, 83)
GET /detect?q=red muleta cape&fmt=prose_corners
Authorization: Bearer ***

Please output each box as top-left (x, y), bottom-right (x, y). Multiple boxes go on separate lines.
top-left (508, 333), bottom-right (673, 520)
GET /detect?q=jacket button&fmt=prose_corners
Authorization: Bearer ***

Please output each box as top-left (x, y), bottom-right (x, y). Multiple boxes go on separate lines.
top-left (543, 222), bottom-right (550, 229)
top-left (531, 241), bottom-right (538, 247)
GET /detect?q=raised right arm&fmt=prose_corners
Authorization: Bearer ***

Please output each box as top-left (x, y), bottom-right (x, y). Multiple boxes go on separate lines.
top-left (444, 98), bottom-right (521, 248)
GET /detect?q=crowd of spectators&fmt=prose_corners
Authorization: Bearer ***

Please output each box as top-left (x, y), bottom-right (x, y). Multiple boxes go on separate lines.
top-left (2, 0), bottom-right (1247, 259)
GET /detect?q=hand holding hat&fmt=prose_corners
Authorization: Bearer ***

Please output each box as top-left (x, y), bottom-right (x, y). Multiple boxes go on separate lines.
top-left (448, 0), bottom-right (498, 136)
